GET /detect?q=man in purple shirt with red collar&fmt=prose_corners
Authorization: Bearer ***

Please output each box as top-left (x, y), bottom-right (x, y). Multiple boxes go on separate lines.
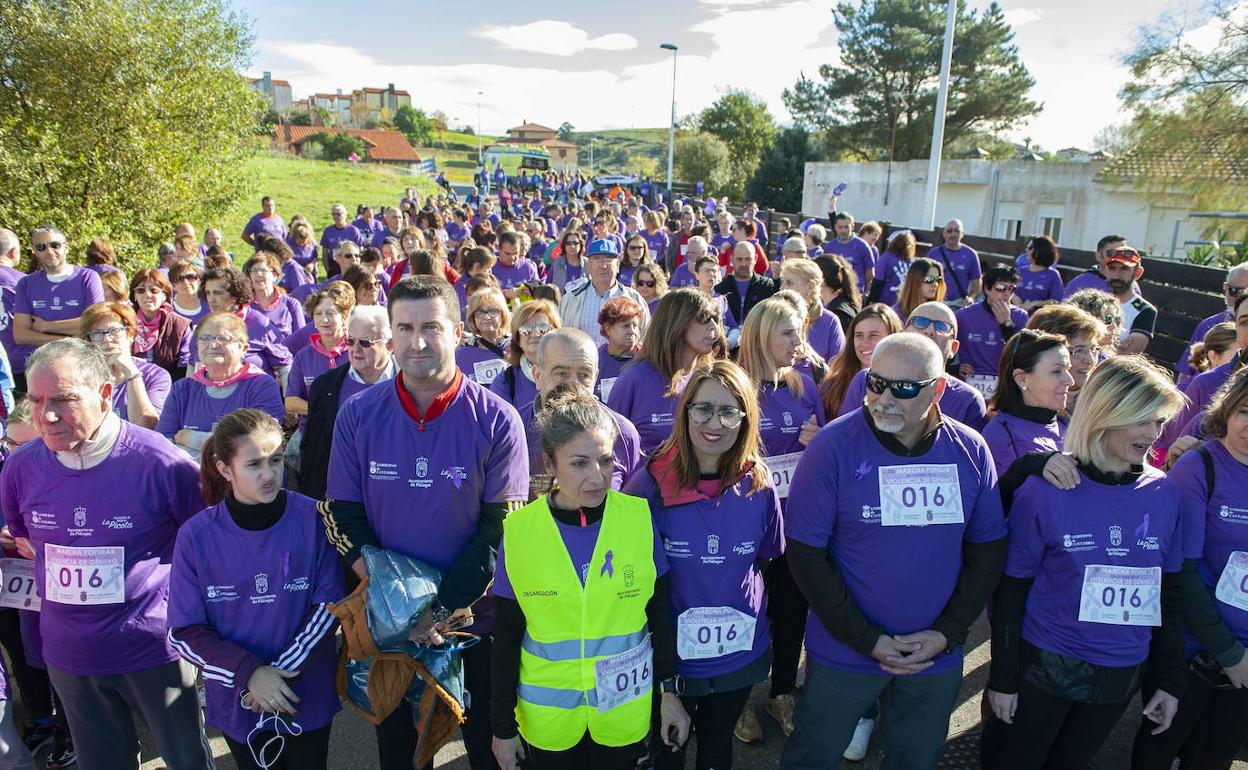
top-left (781, 333), bottom-right (1006, 769)
top-left (2, 339), bottom-right (212, 769)
top-left (240, 196), bottom-right (286, 247)
top-left (324, 275), bottom-right (528, 770)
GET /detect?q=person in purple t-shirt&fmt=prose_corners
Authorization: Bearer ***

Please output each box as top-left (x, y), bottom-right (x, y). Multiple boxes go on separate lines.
top-left (980, 330), bottom-right (1073, 477)
top-left (0, 229), bottom-right (27, 376)
top-left (80, 302), bottom-right (170, 429)
top-left (491, 231), bottom-right (540, 300)
top-left (197, 268), bottom-right (292, 383)
top-left (1, 340), bottom-right (212, 769)
top-left (823, 213), bottom-right (875, 293)
top-left (596, 297), bottom-right (642, 403)
top-left (169, 409), bottom-right (341, 769)
top-left (623, 361), bottom-right (783, 770)
top-left (782, 333), bottom-right (1006, 769)
top-left (1174, 262), bottom-right (1248, 384)
top-left (954, 264), bottom-right (1030, 386)
top-left (984, 356), bottom-right (1185, 769)
top-left (1015, 235), bottom-right (1065, 311)
top-left (241, 196), bottom-right (287, 247)
top-left (245, 253), bottom-right (306, 343)
top-left (926, 219), bottom-right (982, 307)
top-left (323, 276), bottom-right (528, 770)
top-left (320, 205), bottom-right (363, 279)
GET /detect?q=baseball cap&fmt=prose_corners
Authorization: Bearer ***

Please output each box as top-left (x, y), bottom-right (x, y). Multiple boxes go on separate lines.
top-left (1104, 246), bottom-right (1141, 265)
top-left (586, 238), bottom-right (620, 259)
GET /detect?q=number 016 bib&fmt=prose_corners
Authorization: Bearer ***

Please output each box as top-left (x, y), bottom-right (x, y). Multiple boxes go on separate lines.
top-left (1078, 564), bottom-right (1161, 626)
top-left (1215, 551), bottom-right (1248, 612)
top-left (878, 464), bottom-right (964, 527)
top-left (676, 607), bottom-right (756, 660)
top-left (44, 544), bottom-right (125, 606)
top-left (594, 636), bottom-right (652, 713)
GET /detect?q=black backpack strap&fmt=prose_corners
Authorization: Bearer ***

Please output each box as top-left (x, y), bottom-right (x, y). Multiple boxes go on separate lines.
top-left (935, 245), bottom-right (968, 301)
top-left (1198, 445), bottom-right (1215, 496)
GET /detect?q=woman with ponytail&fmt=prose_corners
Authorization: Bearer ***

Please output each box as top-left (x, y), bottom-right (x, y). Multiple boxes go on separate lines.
top-left (167, 409), bottom-right (343, 770)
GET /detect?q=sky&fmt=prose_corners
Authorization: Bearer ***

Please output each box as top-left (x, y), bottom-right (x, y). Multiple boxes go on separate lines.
top-left (235, 0), bottom-right (1224, 152)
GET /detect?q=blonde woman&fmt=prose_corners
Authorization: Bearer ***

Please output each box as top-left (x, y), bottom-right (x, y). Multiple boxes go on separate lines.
top-left (489, 299), bottom-right (560, 408)
top-left (457, 288), bottom-right (512, 386)
top-left (781, 258), bottom-right (845, 365)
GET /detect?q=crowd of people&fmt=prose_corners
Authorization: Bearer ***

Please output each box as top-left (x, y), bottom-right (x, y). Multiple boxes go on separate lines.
top-left (0, 180), bottom-right (1243, 770)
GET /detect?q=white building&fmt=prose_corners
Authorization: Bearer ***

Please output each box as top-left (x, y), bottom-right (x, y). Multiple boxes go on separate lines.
top-left (801, 158), bottom-right (1208, 256)
top-left (249, 71), bottom-right (293, 115)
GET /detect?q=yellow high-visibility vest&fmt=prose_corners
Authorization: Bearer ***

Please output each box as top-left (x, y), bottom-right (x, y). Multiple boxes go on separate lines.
top-left (503, 490), bottom-right (657, 751)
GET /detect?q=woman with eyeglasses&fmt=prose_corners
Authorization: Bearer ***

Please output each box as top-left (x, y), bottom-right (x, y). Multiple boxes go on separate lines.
top-left (549, 225), bottom-right (587, 291)
top-left (620, 236), bottom-right (649, 287)
top-left (1128, 368), bottom-right (1248, 769)
top-left (954, 264), bottom-right (1030, 395)
top-left (457, 288), bottom-right (512, 386)
top-left (819, 304), bottom-right (903, 418)
top-left (623, 361), bottom-right (783, 770)
top-left (490, 300), bottom-right (561, 409)
top-left (284, 283), bottom-right (354, 432)
top-left (246, 253), bottom-right (306, 343)
top-left (168, 409), bottom-right (342, 770)
top-left (157, 312), bottom-right (284, 456)
top-left (342, 264), bottom-right (385, 308)
top-left (79, 302), bottom-right (170, 429)
top-left (167, 259), bottom-right (210, 324)
top-left (128, 267), bottom-right (193, 380)
top-left (607, 289), bottom-right (720, 455)
top-left (197, 267), bottom-right (293, 384)
top-left (632, 262), bottom-right (668, 316)
top-left (893, 258), bottom-right (946, 323)
top-left (596, 297), bottom-right (643, 404)
top-left (984, 356), bottom-right (1187, 769)
top-left (1025, 304), bottom-right (1110, 416)
top-left (980, 330), bottom-right (1074, 477)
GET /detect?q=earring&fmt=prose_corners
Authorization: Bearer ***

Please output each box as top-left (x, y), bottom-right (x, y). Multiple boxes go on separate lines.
top-left (1021, 385), bottom-right (1028, 391)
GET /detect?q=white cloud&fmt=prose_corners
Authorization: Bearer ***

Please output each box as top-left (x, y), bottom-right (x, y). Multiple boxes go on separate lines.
top-left (473, 20), bottom-right (637, 56)
top-left (1002, 8), bottom-right (1044, 27)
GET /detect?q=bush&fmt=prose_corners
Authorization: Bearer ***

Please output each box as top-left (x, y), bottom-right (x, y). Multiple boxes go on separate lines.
top-left (304, 132), bottom-right (366, 162)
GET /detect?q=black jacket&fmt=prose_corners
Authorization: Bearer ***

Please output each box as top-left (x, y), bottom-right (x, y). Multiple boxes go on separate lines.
top-left (715, 274), bottom-right (777, 325)
top-left (298, 363), bottom-right (352, 500)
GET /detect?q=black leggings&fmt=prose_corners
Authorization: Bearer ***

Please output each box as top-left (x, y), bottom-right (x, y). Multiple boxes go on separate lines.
top-left (523, 733), bottom-right (647, 770)
top-left (980, 675), bottom-right (1131, 770)
top-left (0, 609), bottom-right (51, 720)
top-left (653, 686), bottom-right (752, 770)
top-left (1131, 664), bottom-right (1248, 770)
top-left (224, 722), bottom-right (332, 770)
top-left (765, 554), bottom-right (808, 697)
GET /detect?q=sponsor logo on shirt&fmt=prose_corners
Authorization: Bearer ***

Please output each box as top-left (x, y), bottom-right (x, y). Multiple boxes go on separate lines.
top-left (649, 412), bottom-right (674, 426)
top-left (415, 457), bottom-right (429, 478)
top-left (783, 412), bottom-right (794, 428)
top-left (103, 515), bottom-right (133, 530)
top-left (73, 506), bottom-right (87, 528)
top-left (854, 462), bottom-right (873, 481)
top-left (441, 466), bottom-right (468, 489)
top-left (368, 460), bottom-right (399, 481)
top-left (663, 537), bottom-right (692, 559)
top-left (255, 573), bottom-right (269, 594)
top-left (67, 506), bottom-right (93, 537)
top-left (283, 577), bottom-right (310, 592)
top-left (408, 456), bottom-right (433, 489)
top-left (1135, 512), bottom-right (1159, 551)
top-left (623, 563), bottom-right (635, 588)
top-left (29, 510), bottom-right (56, 530)
top-left (702, 534), bottom-right (725, 565)
top-left (733, 540), bottom-right (757, 556)
top-left (1219, 505), bottom-right (1248, 523)
top-left (1106, 525), bottom-right (1130, 557)
top-left (250, 572), bottom-right (276, 605)
top-left (1062, 533), bottom-right (1096, 552)
top-left (205, 584), bottom-right (240, 603)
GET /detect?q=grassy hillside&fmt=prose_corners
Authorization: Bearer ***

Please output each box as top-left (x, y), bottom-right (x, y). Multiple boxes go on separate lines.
top-left (415, 129), bottom-right (501, 185)
top-left (570, 128), bottom-right (679, 175)
top-left (218, 153), bottom-right (438, 257)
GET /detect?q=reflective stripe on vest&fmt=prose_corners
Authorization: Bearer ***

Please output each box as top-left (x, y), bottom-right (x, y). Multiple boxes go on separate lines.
top-left (521, 629), bottom-right (648, 662)
top-left (517, 682), bottom-right (599, 709)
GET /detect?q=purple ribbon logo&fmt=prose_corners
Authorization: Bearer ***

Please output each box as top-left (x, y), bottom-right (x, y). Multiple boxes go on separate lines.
top-left (281, 552), bottom-right (290, 578)
top-left (600, 550), bottom-right (614, 578)
top-left (854, 461), bottom-right (873, 480)
top-left (1134, 512), bottom-right (1151, 541)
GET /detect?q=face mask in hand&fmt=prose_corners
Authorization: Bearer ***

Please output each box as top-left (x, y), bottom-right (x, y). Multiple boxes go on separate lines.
top-left (247, 710), bottom-right (303, 769)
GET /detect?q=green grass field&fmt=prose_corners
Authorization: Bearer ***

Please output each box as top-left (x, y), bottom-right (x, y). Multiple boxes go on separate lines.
top-left (218, 153), bottom-right (439, 256)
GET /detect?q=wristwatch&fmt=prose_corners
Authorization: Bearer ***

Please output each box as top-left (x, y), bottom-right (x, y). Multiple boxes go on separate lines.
top-left (429, 602), bottom-right (452, 626)
top-left (657, 675), bottom-right (684, 696)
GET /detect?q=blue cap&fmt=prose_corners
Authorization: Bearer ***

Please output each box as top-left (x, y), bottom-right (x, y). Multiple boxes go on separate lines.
top-left (586, 238), bottom-right (619, 258)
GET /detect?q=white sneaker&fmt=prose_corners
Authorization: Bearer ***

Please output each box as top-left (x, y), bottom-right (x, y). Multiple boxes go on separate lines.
top-left (843, 717), bottom-right (875, 762)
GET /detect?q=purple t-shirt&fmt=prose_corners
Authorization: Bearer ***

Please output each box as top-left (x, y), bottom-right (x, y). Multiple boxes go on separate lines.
top-left (319, 225), bottom-right (363, 274)
top-left (288, 343), bottom-right (347, 431)
top-left (1163, 356), bottom-right (1239, 451)
top-left (285, 240), bottom-right (318, 269)
top-left (642, 231), bottom-right (669, 259)
top-left (168, 493), bottom-right (342, 742)
top-left (825, 237), bottom-right (876, 292)
top-left (871, 253), bottom-right (911, 308)
top-left (280, 259), bottom-right (314, 294)
top-left (1177, 309), bottom-right (1233, 383)
top-left (596, 345), bottom-right (633, 404)
top-left (807, 309), bottom-right (845, 364)
top-left (243, 213), bottom-right (287, 242)
top-left (668, 263), bottom-right (697, 289)
top-left (981, 410), bottom-right (1065, 478)
top-left (12, 266), bottom-right (105, 371)
top-left (351, 218), bottom-right (384, 239)
top-left (606, 360), bottom-right (686, 455)
top-left (1174, 440), bottom-right (1248, 655)
top-left (456, 343), bottom-right (508, 387)
top-left (1, 421), bottom-right (203, 675)
top-left (172, 300), bottom-right (210, 326)
top-left (518, 399), bottom-right (642, 490)
top-left (488, 365), bottom-right (537, 410)
top-left (623, 469), bottom-right (784, 679)
top-left (111, 360), bottom-right (172, 422)
top-left (188, 308), bottom-right (293, 376)
top-left (758, 376), bottom-right (826, 458)
top-left (1063, 268), bottom-right (1110, 299)
top-left (1015, 267), bottom-right (1064, 305)
top-left (155, 375), bottom-right (284, 440)
top-left (955, 302), bottom-right (1029, 376)
top-left (250, 296), bottom-right (306, 343)
top-left (325, 377), bottom-right (529, 572)
top-left (838, 369), bottom-right (988, 430)
top-left (785, 409), bottom-right (1007, 674)
top-left (285, 322), bottom-right (315, 356)
top-left (1005, 469), bottom-right (1182, 667)
top-left (926, 245), bottom-right (982, 303)
top-left (491, 259), bottom-right (540, 290)
top-left (0, 265), bottom-right (27, 365)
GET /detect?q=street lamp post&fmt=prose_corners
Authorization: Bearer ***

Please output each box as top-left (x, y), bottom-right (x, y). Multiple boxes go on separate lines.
top-left (476, 91), bottom-right (483, 164)
top-left (922, 0), bottom-right (957, 229)
top-left (590, 138), bottom-right (596, 176)
top-left (660, 43), bottom-right (678, 201)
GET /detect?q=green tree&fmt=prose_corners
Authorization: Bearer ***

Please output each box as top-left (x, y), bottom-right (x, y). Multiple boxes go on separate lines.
top-left (288, 110), bottom-right (313, 126)
top-left (558, 121), bottom-right (575, 141)
top-left (696, 89), bottom-right (778, 196)
top-left (783, 0), bottom-right (1040, 163)
top-left (395, 104), bottom-right (434, 146)
top-left (306, 132), bottom-right (366, 162)
top-left (675, 134), bottom-right (730, 195)
top-left (745, 127), bottom-right (817, 213)
top-left (0, 0), bottom-right (259, 271)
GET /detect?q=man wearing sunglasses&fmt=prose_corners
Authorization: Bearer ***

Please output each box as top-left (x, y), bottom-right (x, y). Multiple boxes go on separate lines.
top-left (955, 265), bottom-right (1030, 396)
top-left (837, 302), bottom-right (989, 430)
top-left (12, 226), bottom-right (105, 392)
top-left (926, 219), bottom-right (982, 308)
top-left (782, 332), bottom-right (1007, 769)
top-left (1103, 246), bottom-right (1156, 355)
top-left (1176, 261), bottom-right (1248, 384)
top-left (1063, 233), bottom-right (1137, 299)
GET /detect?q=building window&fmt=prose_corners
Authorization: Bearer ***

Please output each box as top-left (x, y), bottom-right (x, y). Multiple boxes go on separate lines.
top-left (559, 149), bottom-right (567, 158)
top-left (1040, 217), bottom-right (1063, 243)
top-left (999, 219), bottom-right (1022, 240)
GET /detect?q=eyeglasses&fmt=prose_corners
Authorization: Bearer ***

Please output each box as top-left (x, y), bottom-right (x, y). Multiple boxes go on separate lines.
top-left (519, 323), bottom-right (553, 336)
top-left (991, 283), bottom-right (1018, 293)
top-left (634, 279), bottom-right (657, 288)
top-left (565, 240), bottom-right (582, 247)
top-left (197, 334), bottom-right (241, 346)
top-left (173, 273), bottom-right (200, 283)
top-left (347, 336), bottom-right (386, 349)
top-left (473, 308), bottom-right (502, 319)
top-left (627, 245), bottom-right (644, 251)
top-left (1226, 284), bottom-right (1247, 298)
top-left (907, 316), bottom-right (953, 334)
top-left (1070, 344), bottom-right (1102, 361)
top-left (249, 268), bottom-right (275, 277)
top-left (687, 401), bottom-right (746, 429)
top-left (865, 371), bottom-right (939, 399)
top-left (921, 275), bottom-right (943, 284)
top-left (33, 241), bottom-right (63, 252)
top-left (86, 326), bottom-right (127, 342)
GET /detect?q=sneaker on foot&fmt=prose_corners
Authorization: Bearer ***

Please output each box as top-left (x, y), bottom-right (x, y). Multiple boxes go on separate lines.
top-left (733, 704), bottom-right (764, 744)
top-left (20, 720), bottom-right (55, 753)
top-left (843, 717), bottom-right (875, 762)
top-left (764, 694), bottom-right (796, 736)
top-left (45, 729), bottom-right (76, 769)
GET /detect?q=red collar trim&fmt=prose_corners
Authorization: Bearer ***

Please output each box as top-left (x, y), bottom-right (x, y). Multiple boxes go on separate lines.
top-left (395, 369), bottom-right (463, 427)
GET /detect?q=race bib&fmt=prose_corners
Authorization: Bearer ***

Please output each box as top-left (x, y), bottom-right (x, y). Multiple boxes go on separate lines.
top-left (594, 636), bottom-right (652, 712)
top-left (44, 544), bottom-right (125, 606)
top-left (598, 377), bottom-right (617, 403)
top-left (878, 464), bottom-right (964, 527)
top-left (1215, 551), bottom-right (1248, 612)
top-left (768, 453), bottom-right (803, 500)
top-left (0, 558), bottom-right (40, 611)
top-left (1078, 564), bottom-right (1161, 626)
top-left (472, 358), bottom-right (506, 385)
top-left (965, 374), bottom-right (998, 400)
top-left (676, 607), bottom-right (756, 660)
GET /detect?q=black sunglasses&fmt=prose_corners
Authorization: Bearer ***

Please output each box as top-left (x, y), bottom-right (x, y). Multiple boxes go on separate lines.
top-left (347, 336), bottom-right (385, 349)
top-left (865, 371), bottom-right (938, 400)
top-left (634, 279), bottom-right (656, 288)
